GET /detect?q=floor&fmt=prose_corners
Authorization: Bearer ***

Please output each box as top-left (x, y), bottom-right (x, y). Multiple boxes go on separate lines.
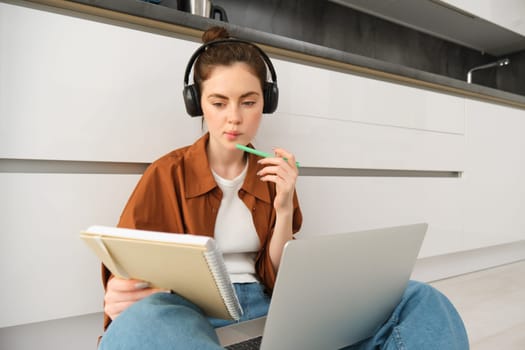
top-left (0, 262), bottom-right (523, 350)
top-left (430, 260), bottom-right (525, 350)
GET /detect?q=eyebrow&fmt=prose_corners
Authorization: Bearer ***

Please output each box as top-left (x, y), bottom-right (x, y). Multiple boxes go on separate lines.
top-left (207, 91), bottom-right (260, 99)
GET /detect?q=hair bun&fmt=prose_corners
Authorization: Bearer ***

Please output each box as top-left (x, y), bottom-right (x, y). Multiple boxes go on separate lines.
top-left (202, 26), bottom-right (230, 43)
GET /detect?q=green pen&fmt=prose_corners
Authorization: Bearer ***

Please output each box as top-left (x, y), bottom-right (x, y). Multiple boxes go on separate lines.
top-left (236, 144), bottom-right (300, 167)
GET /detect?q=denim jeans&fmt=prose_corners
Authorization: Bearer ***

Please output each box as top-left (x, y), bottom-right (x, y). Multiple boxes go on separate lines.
top-left (99, 281), bottom-right (469, 349)
top-left (207, 283), bottom-right (271, 328)
top-left (343, 281), bottom-right (469, 350)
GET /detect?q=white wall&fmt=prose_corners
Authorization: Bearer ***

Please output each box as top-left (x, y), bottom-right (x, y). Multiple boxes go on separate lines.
top-left (462, 99), bottom-right (525, 248)
top-left (0, 1), bottom-right (202, 162)
top-left (1, 0), bottom-right (524, 333)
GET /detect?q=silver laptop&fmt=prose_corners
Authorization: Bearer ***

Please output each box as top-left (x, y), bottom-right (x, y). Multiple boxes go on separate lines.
top-left (216, 223), bottom-right (428, 350)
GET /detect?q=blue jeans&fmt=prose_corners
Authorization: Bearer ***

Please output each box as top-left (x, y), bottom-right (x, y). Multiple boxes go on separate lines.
top-left (208, 283), bottom-right (271, 328)
top-left (99, 281), bottom-right (469, 349)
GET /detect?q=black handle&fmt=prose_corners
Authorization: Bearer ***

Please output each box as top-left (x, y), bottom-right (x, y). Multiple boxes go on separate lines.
top-left (211, 4), bottom-right (228, 22)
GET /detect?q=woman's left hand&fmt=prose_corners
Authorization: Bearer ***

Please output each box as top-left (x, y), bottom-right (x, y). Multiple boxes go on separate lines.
top-left (256, 147), bottom-right (298, 214)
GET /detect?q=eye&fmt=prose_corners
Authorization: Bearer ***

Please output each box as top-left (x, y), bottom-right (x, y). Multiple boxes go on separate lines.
top-left (242, 101), bottom-right (256, 107)
top-left (211, 101), bottom-right (226, 108)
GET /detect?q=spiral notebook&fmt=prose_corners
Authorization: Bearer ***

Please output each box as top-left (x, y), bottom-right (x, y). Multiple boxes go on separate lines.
top-left (80, 226), bottom-right (242, 320)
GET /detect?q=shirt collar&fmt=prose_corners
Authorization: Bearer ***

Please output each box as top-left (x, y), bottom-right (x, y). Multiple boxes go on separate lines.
top-left (184, 133), bottom-right (272, 204)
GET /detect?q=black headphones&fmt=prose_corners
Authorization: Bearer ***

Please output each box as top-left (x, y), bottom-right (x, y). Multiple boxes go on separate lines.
top-left (183, 39), bottom-right (279, 117)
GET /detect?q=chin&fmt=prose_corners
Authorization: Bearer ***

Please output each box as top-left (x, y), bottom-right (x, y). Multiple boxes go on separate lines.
top-left (222, 140), bottom-right (240, 150)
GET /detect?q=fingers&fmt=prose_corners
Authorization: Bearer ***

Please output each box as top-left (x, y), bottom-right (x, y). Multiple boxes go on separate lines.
top-left (257, 148), bottom-right (298, 171)
top-left (257, 164), bottom-right (292, 181)
top-left (105, 288), bottom-right (163, 320)
top-left (273, 148), bottom-right (298, 169)
top-left (257, 148), bottom-right (298, 211)
top-left (105, 277), bottom-right (169, 320)
top-left (104, 300), bottom-right (135, 320)
top-left (108, 277), bottom-right (149, 292)
top-left (257, 147), bottom-right (298, 182)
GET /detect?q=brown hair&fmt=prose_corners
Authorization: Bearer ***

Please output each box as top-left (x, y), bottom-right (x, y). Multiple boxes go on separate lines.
top-left (194, 26), bottom-right (268, 92)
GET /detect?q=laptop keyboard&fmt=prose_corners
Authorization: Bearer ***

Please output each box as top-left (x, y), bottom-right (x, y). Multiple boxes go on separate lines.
top-left (224, 336), bottom-right (262, 350)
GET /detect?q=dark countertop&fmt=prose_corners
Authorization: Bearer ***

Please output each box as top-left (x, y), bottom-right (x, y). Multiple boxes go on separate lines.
top-left (29, 0), bottom-right (525, 110)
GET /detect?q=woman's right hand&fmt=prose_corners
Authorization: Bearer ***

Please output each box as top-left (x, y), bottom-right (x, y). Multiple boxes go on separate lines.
top-left (104, 277), bottom-right (168, 320)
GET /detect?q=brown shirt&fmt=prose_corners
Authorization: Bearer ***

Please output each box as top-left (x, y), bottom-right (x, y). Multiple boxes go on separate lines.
top-left (102, 133), bottom-right (302, 329)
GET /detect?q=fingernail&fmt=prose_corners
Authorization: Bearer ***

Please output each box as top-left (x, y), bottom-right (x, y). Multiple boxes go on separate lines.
top-left (135, 282), bottom-right (150, 290)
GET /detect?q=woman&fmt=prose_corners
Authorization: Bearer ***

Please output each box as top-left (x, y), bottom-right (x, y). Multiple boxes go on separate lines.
top-left (99, 26), bottom-right (468, 349)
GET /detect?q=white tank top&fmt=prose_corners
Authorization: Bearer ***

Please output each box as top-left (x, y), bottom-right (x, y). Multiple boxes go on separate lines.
top-left (212, 163), bottom-right (260, 283)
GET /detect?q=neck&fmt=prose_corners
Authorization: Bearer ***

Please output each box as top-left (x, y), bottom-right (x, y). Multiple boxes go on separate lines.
top-left (207, 142), bottom-right (246, 180)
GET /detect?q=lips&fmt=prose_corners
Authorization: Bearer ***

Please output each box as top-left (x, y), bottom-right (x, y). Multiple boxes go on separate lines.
top-left (225, 131), bottom-right (241, 140)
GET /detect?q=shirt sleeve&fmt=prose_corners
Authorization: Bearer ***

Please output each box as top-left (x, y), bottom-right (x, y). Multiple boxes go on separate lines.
top-left (255, 189), bottom-right (303, 292)
top-left (118, 162), bottom-right (185, 232)
top-left (101, 160), bottom-right (186, 330)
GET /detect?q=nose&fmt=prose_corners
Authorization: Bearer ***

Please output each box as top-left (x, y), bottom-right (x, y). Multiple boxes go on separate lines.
top-left (227, 104), bottom-right (242, 124)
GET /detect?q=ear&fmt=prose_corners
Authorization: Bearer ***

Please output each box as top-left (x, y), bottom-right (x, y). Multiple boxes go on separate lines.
top-left (183, 84), bottom-right (203, 117)
top-left (263, 82), bottom-right (279, 114)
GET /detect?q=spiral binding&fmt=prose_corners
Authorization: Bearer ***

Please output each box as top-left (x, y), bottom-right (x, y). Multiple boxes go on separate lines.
top-left (204, 241), bottom-right (244, 320)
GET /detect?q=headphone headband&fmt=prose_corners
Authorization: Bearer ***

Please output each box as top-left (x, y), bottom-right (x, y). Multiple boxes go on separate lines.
top-left (183, 38), bottom-right (277, 86)
top-left (182, 38), bottom-right (279, 117)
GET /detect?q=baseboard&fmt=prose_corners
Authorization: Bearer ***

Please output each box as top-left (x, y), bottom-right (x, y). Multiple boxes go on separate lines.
top-left (412, 240), bottom-right (525, 282)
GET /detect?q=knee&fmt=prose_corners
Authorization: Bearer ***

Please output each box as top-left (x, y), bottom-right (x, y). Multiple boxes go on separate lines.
top-left (100, 292), bottom-right (219, 349)
top-left (404, 281), bottom-right (461, 315)
top-left (406, 280), bottom-right (442, 299)
top-left (405, 281), bottom-right (469, 346)
top-left (125, 292), bottom-right (204, 322)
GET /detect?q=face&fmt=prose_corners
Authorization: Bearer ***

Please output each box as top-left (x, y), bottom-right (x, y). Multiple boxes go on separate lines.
top-left (200, 62), bottom-right (264, 154)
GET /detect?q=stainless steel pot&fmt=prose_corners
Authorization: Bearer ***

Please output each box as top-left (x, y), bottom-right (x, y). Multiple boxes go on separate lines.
top-left (185, 0), bottom-right (229, 21)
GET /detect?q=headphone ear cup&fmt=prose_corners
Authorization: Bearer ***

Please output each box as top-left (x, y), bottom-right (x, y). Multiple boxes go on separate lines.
top-left (183, 84), bottom-right (202, 117)
top-left (263, 82), bottom-right (279, 114)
